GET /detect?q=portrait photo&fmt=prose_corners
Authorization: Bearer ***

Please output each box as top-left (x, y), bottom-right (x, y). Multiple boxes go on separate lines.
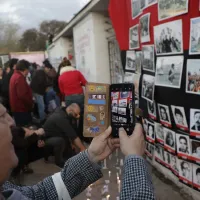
top-left (142, 74), bottom-right (155, 102)
top-left (186, 59), bottom-right (200, 96)
top-left (112, 115), bottom-right (118, 122)
top-left (142, 45), bottom-right (155, 72)
top-left (191, 140), bottom-right (200, 162)
top-left (158, 0), bottom-right (188, 21)
top-left (190, 109), bottom-right (200, 137)
top-left (193, 164), bottom-right (200, 190)
top-left (147, 101), bottom-right (157, 120)
top-left (146, 121), bottom-right (155, 143)
top-left (171, 105), bottom-right (188, 131)
top-left (140, 13), bottom-right (151, 43)
top-left (112, 106), bottom-right (118, 113)
top-left (145, 142), bottom-right (154, 159)
top-left (124, 72), bottom-right (134, 83)
top-left (155, 144), bottom-right (165, 165)
top-left (154, 19), bottom-right (183, 55)
top-left (176, 134), bottom-right (191, 159)
top-left (129, 25), bottom-right (140, 50)
top-left (119, 117), bottom-right (127, 123)
top-left (112, 100), bottom-right (118, 107)
top-left (125, 51), bottom-right (136, 71)
top-left (189, 17), bottom-right (200, 55)
top-left (158, 104), bottom-right (171, 127)
top-left (135, 51), bottom-right (142, 74)
top-left (170, 155), bottom-right (179, 176)
top-left (141, 0), bottom-right (147, 10)
top-left (155, 56), bottom-right (184, 88)
top-left (155, 122), bottom-right (164, 145)
top-left (178, 159), bottom-right (192, 186)
top-left (143, 119), bottom-right (148, 133)
top-left (131, 0), bottom-right (142, 19)
top-left (164, 128), bottom-right (176, 153)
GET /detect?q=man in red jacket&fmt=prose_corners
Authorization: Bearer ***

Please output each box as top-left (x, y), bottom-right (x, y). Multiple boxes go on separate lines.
top-left (9, 60), bottom-right (33, 126)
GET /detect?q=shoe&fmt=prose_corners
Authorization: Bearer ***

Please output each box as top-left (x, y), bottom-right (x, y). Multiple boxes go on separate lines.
top-left (22, 165), bottom-right (34, 174)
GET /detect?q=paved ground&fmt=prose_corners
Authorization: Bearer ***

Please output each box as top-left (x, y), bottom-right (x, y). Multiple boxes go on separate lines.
top-left (21, 151), bottom-right (191, 200)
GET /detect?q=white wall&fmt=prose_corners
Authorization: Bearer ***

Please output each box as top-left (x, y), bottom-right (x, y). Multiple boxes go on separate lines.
top-left (73, 13), bottom-right (111, 84)
top-left (48, 37), bottom-right (73, 70)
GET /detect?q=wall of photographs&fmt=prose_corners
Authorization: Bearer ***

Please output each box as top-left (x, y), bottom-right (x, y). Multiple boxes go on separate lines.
top-left (123, 0), bottom-right (200, 196)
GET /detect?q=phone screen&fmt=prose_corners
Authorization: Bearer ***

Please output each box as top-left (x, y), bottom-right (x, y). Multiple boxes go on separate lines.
top-left (110, 84), bottom-right (135, 137)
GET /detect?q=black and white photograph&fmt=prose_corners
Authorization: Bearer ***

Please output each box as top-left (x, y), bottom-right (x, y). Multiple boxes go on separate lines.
top-left (135, 51), bottom-right (142, 74)
top-left (140, 13), bottom-right (151, 43)
top-left (190, 109), bottom-right (200, 137)
top-left (155, 56), bottom-right (184, 88)
top-left (118, 107), bottom-right (126, 115)
top-left (192, 164), bottom-right (200, 191)
top-left (158, 104), bottom-right (172, 127)
top-left (145, 142), bottom-right (154, 159)
top-left (191, 140), bottom-right (200, 163)
top-left (164, 150), bottom-right (171, 169)
top-left (158, 0), bottom-right (189, 21)
top-left (120, 92), bottom-right (129, 99)
top-left (154, 19), bottom-right (183, 55)
top-left (142, 45), bottom-right (155, 72)
top-left (131, 0), bottom-right (142, 19)
top-left (189, 17), bottom-right (200, 55)
top-left (176, 134), bottom-right (191, 159)
top-left (186, 59), bottom-right (200, 96)
top-left (170, 155), bottom-right (179, 176)
top-left (125, 51), bottom-right (136, 71)
top-left (133, 73), bottom-right (141, 96)
top-left (129, 25), bottom-right (140, 50)
top-left (119, 117), bottom-right (127, 123)
top-left (124, 72), bottom-right (134, 83)
top-left (164, 128), bottom-right (176, 154)
top-left (155, 144), bottom-right (166, 166)
top-left (146, 121), bottom-right (155, 143)
top-left (147, 0), bottom-right (157, 7)
top-left (171, 105), bottom-right (188, 131)
top-left (112, 100), bottom-right (118, 107)
top-left (178, 159), bottom-right (193, 186)
top-left (142, 74), bottom-right (155, 102)
top-left (143, 119), bottom-right (148, 133)
top-left (112, 106), bottom-right (118, 113)
top-left (155, 122), bottom-right (164, 145)
top-left (112, 115), bottom-right (118, 122)
top-left (119, 99), bottom-right (127, 108)
top-left (147, 101), bottom-right (157, 120)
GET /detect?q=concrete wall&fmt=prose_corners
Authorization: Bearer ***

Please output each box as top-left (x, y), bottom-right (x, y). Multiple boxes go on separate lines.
top-left (73, 12), bottom-right (111, 84)
top-left (48, 37), bottom-right (74, 70)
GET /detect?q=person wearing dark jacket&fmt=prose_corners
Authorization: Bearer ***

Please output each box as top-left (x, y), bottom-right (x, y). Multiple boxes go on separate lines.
top-left (1, 58), bottom-right (18, 111)
top-left (43, 103), bottom-right (86, 166)
top-left (9, 60), bottom-right (33, 126)
top-left (31, 69), bottom-right (48, 121)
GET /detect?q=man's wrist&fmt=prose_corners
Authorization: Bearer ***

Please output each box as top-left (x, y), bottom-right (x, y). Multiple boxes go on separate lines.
top-left (86, 149), bottom-right (98, 164)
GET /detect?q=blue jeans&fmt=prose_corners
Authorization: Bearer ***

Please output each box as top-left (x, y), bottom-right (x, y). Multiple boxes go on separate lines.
top-left (45, 87), bottom-right (60, 109)
top-left (34, 93), bottom-right (46, 121)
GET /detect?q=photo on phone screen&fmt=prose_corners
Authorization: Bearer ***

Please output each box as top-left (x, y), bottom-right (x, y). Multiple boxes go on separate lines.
top-left (110, 84), bottom-right (135, 137)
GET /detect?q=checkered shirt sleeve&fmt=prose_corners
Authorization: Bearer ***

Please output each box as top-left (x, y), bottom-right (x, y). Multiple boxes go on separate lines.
top-left (120, 155), bottom-right (155, 200)
top-left (3, 151), bottom-right (103, 199)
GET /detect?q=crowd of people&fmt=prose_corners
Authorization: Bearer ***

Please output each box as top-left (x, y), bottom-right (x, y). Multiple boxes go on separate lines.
top-left (0, 57), bottom-right (155, 199)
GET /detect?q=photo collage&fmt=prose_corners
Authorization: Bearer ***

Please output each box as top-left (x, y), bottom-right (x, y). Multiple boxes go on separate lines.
top-left (127, 0), bottom-right (200, 191)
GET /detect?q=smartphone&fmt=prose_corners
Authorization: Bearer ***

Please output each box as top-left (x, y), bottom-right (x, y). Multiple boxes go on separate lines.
top-left (110, 83), bottom-right (135, 137)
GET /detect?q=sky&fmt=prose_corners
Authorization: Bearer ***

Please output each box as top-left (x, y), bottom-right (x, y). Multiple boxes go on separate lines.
top-left (0, 0), bottom-right (91, 30)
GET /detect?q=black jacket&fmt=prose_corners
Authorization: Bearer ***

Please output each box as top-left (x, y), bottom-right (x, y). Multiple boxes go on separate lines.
top-left (30, 70), bottom-right (49, 95)
top-left (1, 70), bottom-right (14, 98)
top-left (43, 107), bottom-right (77, 140)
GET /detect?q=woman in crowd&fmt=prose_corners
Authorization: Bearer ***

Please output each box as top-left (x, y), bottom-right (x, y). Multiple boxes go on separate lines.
top-left (59, 60), bottom-right (87, 139)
